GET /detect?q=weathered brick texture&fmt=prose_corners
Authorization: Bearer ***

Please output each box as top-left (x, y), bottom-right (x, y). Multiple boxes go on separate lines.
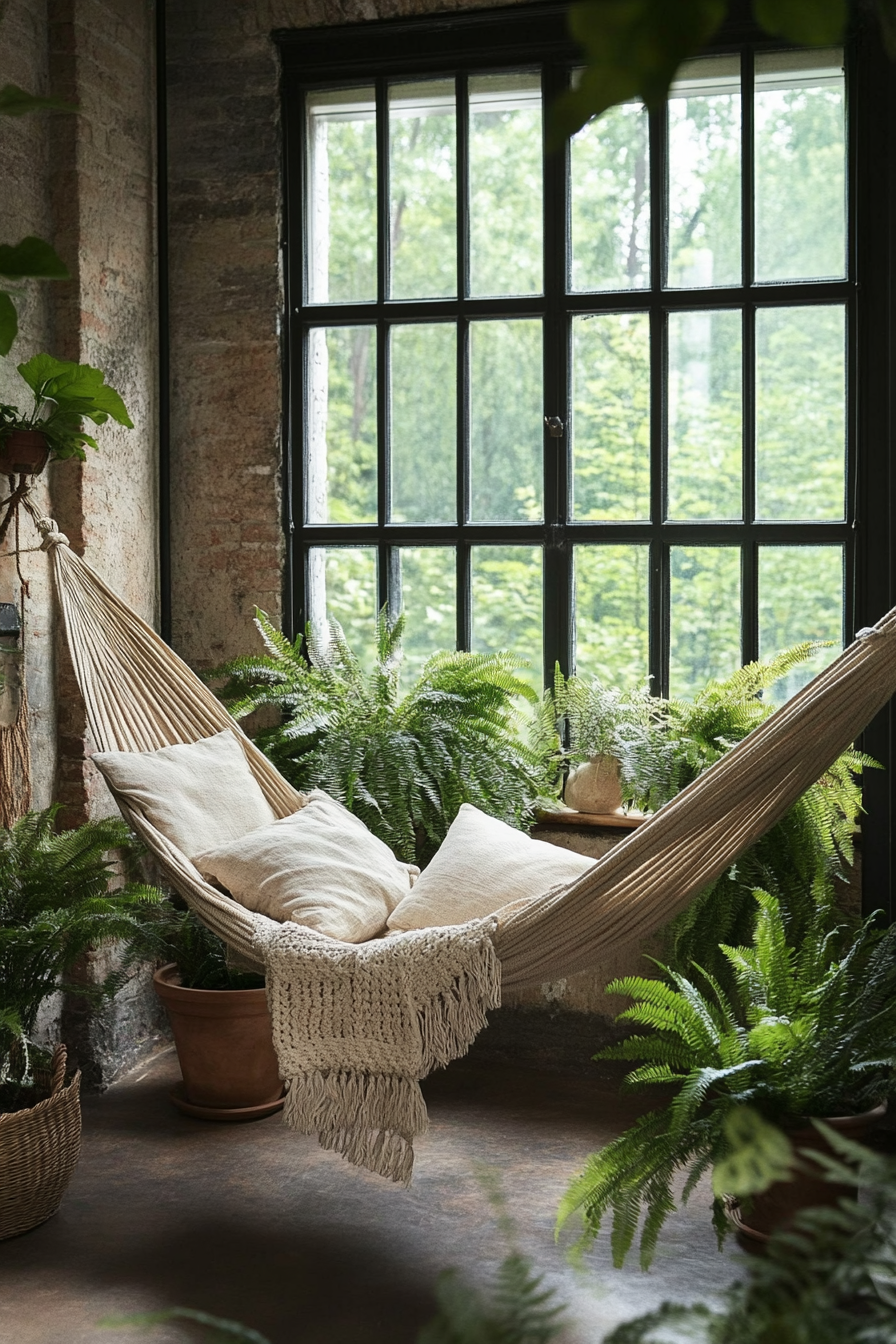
top-left (166, 0), bottom-right (518, 670)
top-left (3, 0), bottom-right (164, 1080)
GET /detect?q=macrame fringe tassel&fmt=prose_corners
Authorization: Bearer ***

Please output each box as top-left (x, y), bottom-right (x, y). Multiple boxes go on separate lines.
top-left (417, 944), bottom-right (502, 1072)
top-left (279, 946), bottom-right (501, 1184)
top-left (282, 1069), bottom-right (427, 1184)
top-left (0, 693), bottom-right (31, 829)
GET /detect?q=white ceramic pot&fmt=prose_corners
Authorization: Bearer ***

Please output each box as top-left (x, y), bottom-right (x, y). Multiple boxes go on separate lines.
top-left (563, 754), bottom-right (624, 814)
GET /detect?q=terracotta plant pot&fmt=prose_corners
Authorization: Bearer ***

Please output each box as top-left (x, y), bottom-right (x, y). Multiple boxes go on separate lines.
top-left (729, 1102), bottom-right (887, 1251)
top-left (153, 964), bottom-right (284, 1122)
top-left (0, 430), bottom-right (50, 477)
top-left (563, 754), bottom-right (624, 814)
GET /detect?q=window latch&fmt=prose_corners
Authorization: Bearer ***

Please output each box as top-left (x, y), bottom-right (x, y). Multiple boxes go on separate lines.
top-left (544, 416), bottom-right (565, 438)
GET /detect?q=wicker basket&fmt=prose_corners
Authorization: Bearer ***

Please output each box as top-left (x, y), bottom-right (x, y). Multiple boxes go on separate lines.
top-left (0, 1044), bottom-right (81, 1240)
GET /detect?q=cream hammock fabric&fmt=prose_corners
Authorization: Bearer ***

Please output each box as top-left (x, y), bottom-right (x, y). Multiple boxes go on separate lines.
top-left (30, 509), bottom-right (896, 1178)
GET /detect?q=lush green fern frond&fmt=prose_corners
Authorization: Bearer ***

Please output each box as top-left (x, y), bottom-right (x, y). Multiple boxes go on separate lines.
top-left (209, 608), bottom-right (552, 866)
top-left (0, 808), bottom-right (168, 1085)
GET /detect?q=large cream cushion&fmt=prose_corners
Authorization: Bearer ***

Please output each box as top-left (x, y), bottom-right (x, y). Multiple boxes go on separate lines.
top-left (92, 729), bottom-right (277, 861)
top-left (194, 791), bottom-right (418, 943)
top-left (387, 803), bottom-right (596, 932)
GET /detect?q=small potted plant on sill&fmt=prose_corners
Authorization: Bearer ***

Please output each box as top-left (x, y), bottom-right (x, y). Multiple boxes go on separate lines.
top-left (556, 888), bottom-right (896, 1268)
top-left (0, 352), bottom-right (133, 476)
top-left (0, 807), bottom-right (164, 1240)
top-left (141, 903), bottom-right (284, 1122)
top-left (546, 669), bottom-right (655, 815)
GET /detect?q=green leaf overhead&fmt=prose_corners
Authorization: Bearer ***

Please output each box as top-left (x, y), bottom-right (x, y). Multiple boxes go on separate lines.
top-left (550, 0), bottom-right (726, 142)
top-left (0, 236), bottom-right (69, 281)
top-left (16, 354), bottom-right (134, 428)
top-left (753, 0), bottom-right (847, 46)
top-left (0, 84), bottom-right (77, 117)
top-left (0, 292), bottom-right (17, 358)
top-left (552, 0), bottom-right (860, 142)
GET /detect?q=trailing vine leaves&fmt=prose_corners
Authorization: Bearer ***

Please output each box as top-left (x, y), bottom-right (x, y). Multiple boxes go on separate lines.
top-left (551, 0), bottom-right (888, 143)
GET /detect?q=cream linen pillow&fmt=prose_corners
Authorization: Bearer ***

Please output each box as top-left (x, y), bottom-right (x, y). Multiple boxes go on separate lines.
top-left (194, 791), bottom-right (417, 943)
top-left (387, 804), bottom-right (596, 932)
top-left (92, 729), bottom-right (277, 861)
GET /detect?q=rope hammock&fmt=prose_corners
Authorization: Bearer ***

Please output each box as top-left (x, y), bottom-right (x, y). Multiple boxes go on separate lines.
top-left (24, 504), bottom-right (896, 1179)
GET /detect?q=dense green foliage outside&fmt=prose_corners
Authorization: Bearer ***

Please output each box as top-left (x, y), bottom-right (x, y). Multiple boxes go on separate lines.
top-left (308, 67), bottom-right (847, 699)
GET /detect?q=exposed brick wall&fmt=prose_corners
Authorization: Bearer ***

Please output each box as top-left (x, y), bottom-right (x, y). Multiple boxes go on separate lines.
top-left (3, 0), bottom-right (165, 1082)
top-left (47, 0), bottom-right (159, 821)
top-left (165, 0), bottom-right (519, 673)
top-left (0, 0), bottom-right (58, 808)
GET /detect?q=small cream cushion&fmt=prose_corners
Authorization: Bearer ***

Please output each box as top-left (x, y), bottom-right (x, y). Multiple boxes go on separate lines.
top-left (194, 791), bottom-right (418, 943)
top-left (92, 729), bottom-right (277, 861)
top-left (387, 804), bottom-right (596, 932)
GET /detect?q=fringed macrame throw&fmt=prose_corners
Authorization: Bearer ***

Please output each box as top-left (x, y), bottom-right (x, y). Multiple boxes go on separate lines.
top-left (254, 915), bottom-right (501, 1183)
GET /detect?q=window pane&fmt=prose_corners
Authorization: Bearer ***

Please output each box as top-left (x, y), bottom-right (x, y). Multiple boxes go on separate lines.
top-left (469, 73), bottom-right (543, 297)
top-left (670, 547), bottom-right (741, 696)
top-left (759, 545), bottom-right (843, 702)
top-left (307, 546), bottom-right (378, 670)
top-left (667, 309), bottom-right (742, 520)
top-left (667, 57), bottom-right (741, 289)
top-left (397, 547), bottom-right (457, 683)
top-left (470, 319), bottom-right (543, 523)
top-left (306, 326), bottom-right (377, 524)
top-left (755, 50), bottom-right (845, 283)
top-left (572, 312), bottom-right (650, 520)
top-left (570, 97), bottom-right (650, 292)
top-left (389, 81), bottom-right (457, 299)
top-left (471, 546), bottom-right (543, 695)
top-left (574, 545), bottom-right (649, 687)
top-left (306, 89), bottom-right (377, 305)
top-left (755, 305), bottom-right (845, 521)
top-left (390, 324), bottom-right (456, 523)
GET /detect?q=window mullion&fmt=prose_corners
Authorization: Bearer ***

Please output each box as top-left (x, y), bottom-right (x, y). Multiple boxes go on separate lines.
top-left (741, 49), bottom-right (758, 664)
top-left (456, 72), bottom-right (471, 650)
top-left (648, 101), bottom-right (667, 695)
top-left (543, 61), bottom-right (570, 686)
top-left (375, 78), bottom-right (392, 619)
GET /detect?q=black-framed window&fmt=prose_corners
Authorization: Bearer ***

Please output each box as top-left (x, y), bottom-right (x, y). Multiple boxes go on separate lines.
top-left (280, 8), bottom-right (858, 705)
top-left (278, 3), bottom-right (896, 911)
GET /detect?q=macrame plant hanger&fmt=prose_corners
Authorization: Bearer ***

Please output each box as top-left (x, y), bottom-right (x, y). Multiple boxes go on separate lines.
top-left (0, 476), bottom-right (36, 826)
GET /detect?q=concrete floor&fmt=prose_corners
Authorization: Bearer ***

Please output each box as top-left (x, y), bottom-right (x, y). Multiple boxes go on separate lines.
top-left (0, 1048), bottom-right (745, 1344)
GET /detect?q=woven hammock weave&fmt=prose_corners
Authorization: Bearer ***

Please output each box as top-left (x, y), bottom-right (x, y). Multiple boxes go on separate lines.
top-left (32, 510), bottom-right (896, 989)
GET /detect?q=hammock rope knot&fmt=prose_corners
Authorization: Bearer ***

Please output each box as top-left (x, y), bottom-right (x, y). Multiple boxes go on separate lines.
top-left (36, 518), bottom-right (69, 551)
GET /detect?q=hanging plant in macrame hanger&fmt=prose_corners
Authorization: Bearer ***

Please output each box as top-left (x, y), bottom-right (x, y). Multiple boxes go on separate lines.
top-left (0, 355), bottom-right (133, 825)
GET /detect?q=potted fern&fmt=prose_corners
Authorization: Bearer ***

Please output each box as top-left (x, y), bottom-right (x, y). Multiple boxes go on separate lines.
top-left (605, 1133), bottom-right (896, 1342)
top-left (557, 889), bottom-right (896, 1267)
top-left (211, 609), bottom-right (553, 867)
top-left (0, 807), bottom-right (164, 1239)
